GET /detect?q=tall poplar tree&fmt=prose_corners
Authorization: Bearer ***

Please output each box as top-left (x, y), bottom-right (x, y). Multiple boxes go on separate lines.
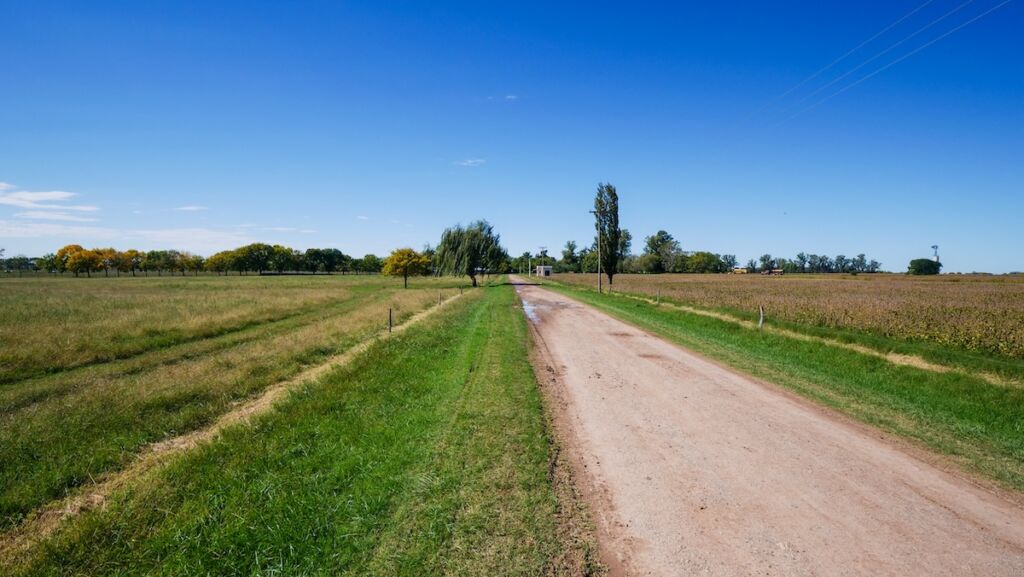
top-left (593, 182), bottom-right (622, 285)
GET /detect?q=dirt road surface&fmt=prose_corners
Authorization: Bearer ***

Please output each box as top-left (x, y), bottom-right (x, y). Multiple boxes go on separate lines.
top-left (513, 279), bottom-right (1024, 576)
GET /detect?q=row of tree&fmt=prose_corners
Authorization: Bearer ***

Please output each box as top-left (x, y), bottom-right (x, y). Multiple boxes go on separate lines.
top-left (2, 220), bottom-right (511, 287)
top-left (744, 252), bottom-right (882, 274)
top-left (17, 244), bottom-right (386, 277)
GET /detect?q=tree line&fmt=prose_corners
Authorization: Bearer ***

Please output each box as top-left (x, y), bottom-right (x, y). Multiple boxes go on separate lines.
top-left (506, 183), bottom-right (883, 283)
top-left (9, 244), bottom-right (386, 277)
top-left (1, 220), bottom-right (510, 286)
top-left (3, 192), bottom-right (888, 282)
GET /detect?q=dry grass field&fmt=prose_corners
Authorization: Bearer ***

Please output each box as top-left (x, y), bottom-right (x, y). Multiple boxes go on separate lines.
top-left (554, 273), bottom-right (1024, 359)
top-left (0, 275), bottom-right (463, 530)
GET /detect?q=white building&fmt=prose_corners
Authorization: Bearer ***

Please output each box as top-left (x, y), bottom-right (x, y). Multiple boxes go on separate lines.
top-left (534, 265), bottom-right (552, 277)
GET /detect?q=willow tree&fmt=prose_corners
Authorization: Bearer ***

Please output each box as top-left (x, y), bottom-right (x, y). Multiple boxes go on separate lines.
top-left (434, 220), bottom-right (506, 287)
top-left (594, 182), bottom-right (622, 285)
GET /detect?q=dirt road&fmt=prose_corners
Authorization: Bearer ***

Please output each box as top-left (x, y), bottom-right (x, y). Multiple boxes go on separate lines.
top-left (513, 279), bottom-right (1024, 576)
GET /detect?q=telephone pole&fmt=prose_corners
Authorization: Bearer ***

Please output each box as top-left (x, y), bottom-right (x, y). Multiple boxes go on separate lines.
top-left (589, 210), bottom-right (602, 294)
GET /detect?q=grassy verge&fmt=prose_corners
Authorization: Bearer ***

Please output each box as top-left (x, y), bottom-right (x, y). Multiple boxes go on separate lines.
top-left (544, 282), bottom-right (1024, 492)
top-left (4, 285), bottom-right (599, 576)
top-left (0, 283), bottom-right (455, 530)
top-left (685, 299), bottom-right (1024, 383)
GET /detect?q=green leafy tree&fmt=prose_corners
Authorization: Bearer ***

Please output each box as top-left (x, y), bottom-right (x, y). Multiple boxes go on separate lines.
top-left (593, 183), bottom-right (623, 285)
top-left (5, 254), bottom-right (33, 275)
top-left (560, 240), bottom-right (579, 273)
top-left (205, 251), bottom-right (232, 275)
top-left (37, 253), bottom-right (57, 273)
top-left (434, 220), bottom-right (506, 287)
top-left (238, 243), bottom-right (273, 274)
top-left (270, 245), bottom-right (298, 273)
top-left (383, 248), bottom-right (431, 288)
top-left (908, 259), bottom-right (942, 275)
top-left (360, 254), bottom-right (383, 273)
top-left (795, 252), bottom-right (808, 273)
top-left (688, 251), bottom-right (725, 273)
top-left (642, 230), bottom-right (680, 273)
top-left (183, 253), bottom-right (205, 276)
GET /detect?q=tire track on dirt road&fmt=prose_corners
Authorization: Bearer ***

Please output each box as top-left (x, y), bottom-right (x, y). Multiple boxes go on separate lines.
top-left (513, 278), bottom-right (1024, 577)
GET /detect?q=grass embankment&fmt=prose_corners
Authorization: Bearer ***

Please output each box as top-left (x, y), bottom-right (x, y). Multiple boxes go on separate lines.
top-left (0, 276), bottom-right (461, 530)
top-left (4, 284), bottom-right (599, 576)
top-left (545, 281), bottom-right (1024, 492)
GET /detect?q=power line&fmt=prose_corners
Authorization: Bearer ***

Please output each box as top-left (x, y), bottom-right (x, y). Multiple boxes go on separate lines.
top-left (796, 0), bottom-right (1015, 115)
top-left (782, 0), bottom-right (977, 114)
top-left (767, 0), bottom-right (938, 105)
top-left (778, 0), bottom-right (1011, 124)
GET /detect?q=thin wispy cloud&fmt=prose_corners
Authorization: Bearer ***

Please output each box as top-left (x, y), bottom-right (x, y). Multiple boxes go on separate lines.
top-left (0, 182), bottom-right (14, 191)
top-left (454, 158), bottom-right (486, 167)
top-left (14, 211), bottom-right (99, 222)
top-left (0, 189), bottom-right (98, 211)
top-left (357, 215), bottom-right (370, 220)
top-left (504, 94), bottom-right (518, 101)
top-left (174, 205), bottom-right (208, 212)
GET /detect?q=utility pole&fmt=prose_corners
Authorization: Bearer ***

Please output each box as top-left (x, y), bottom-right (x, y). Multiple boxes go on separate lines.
top-left (589, 210), bottom-right (602, 294)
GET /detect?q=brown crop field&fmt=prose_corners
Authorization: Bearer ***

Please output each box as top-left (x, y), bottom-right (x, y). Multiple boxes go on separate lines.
top-left (553, 273), bottom-right (1024, 359)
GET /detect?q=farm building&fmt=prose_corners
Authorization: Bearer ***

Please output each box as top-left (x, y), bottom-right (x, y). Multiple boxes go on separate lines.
top-left (534, 265), bottom-right (552, 277)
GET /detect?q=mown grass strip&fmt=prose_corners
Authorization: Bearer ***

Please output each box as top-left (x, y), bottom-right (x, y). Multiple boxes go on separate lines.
top-left (4, 285), bottom-right (597, 576)
top-left (546, 283), bottom-right (1024, 493)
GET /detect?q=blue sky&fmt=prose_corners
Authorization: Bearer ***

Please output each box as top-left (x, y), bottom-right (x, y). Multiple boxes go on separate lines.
top-left (1, 1), bottom-right (1021, 272)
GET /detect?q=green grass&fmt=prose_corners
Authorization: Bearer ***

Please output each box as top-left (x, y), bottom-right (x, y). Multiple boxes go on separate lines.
top-left (5, 284), bottom-right (598, 576)
top-left (0, 276), bottom-right (463, 531)
top-left (545, 281), bottom-right (1024, 492)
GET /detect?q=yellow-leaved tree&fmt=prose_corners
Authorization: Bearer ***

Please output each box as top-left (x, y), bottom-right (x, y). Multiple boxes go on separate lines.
top-left (382, 248), bottom-right (431, 288)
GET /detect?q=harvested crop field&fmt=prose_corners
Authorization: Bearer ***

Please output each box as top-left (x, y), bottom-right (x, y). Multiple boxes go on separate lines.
top-left (553, 273), bottom-right (1024, 359)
